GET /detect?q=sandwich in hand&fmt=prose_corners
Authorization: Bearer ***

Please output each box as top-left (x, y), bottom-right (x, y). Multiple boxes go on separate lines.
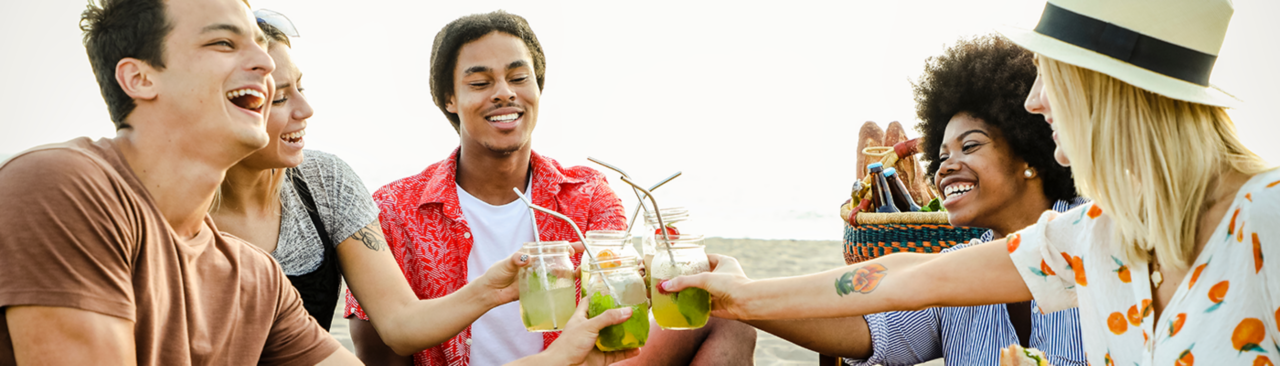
top-left (999, 344), bottom-right (1051, 366)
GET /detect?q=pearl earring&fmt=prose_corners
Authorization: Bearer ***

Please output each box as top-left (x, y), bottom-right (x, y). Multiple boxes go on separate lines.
top-left (1024, 168), bottom-right (1035, 178)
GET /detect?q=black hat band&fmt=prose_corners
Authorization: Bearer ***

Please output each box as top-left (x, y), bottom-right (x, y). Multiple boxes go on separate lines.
top-left (1034, 2), bottom-right (1216, 86)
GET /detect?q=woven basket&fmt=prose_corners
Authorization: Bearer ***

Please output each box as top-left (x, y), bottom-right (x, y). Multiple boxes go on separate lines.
top-left (843, 211), bottom-right (987, 265)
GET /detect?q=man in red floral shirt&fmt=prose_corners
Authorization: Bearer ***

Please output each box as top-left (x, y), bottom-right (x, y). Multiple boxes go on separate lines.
top-left (346, 10), bottom-right (755, 366)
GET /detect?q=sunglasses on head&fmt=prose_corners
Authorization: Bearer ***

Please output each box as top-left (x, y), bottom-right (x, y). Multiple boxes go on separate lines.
top-left (254, 9), bottom-right (299, 38)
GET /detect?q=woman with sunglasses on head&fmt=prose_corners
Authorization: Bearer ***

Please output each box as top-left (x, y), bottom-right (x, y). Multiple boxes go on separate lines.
top-left (663, 1), bottom-right (1279, 365)
top-left (211, 14), bottom-right (637, 366)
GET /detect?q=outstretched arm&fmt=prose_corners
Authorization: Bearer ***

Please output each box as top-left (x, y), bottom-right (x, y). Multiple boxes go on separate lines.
top-left (339, 221), bottom-right (526, 355)
top-left (746, 316), bottom-right (874, 359)
top-left (664, 239), bottom-right (1030, 321)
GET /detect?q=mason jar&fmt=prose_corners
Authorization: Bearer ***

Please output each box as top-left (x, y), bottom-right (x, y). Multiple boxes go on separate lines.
top-left (581, 230), bottom-right (639, 297)
top-left (517, 241), bottom-right (577, 332)
top-left (584, 255), bottom-right (650, 351)
top-left (642, 207), bottom-right (691, 293)
top-left (648, 234), bottom-right (711, 329)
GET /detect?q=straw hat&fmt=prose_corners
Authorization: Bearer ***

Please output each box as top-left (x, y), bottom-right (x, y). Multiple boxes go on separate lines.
top-left (998, 0), bottom-right (1239, 107)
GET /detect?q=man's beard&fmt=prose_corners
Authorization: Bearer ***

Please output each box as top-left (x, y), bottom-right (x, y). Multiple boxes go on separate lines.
top-left (482, 140), bottom-right (525, 156)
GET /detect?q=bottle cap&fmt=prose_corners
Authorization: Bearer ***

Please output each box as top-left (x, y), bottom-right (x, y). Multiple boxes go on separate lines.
top-left (884, 167), bottom-right (897, 177)
top-left (868, 162), bottom-right (884, 173)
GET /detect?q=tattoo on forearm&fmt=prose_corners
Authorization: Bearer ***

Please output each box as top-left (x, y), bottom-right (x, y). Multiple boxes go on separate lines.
top-left (351, 227), bottom-right (387, 251)
top-left (835, 263), bottom-right (887, 296)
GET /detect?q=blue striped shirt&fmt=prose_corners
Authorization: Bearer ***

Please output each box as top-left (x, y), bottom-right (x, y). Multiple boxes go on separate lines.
top-left (847, 197), bottom-right (1089, 366)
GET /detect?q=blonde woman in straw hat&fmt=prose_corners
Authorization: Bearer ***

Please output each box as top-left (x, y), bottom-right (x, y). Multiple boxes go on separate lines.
top-left (660, 0), bottom-right (1279, 365)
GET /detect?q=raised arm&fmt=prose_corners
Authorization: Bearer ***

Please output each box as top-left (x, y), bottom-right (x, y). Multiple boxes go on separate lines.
top-left (339, 221), bottom-right (525, 356)
top-left (664, 240), bottom-right (1030, 321)
top-left (6, 306), bottom-right (136, 365)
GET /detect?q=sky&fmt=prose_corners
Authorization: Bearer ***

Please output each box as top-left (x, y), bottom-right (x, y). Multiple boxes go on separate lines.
top-left (3, 0), bottom-right (1278, 240)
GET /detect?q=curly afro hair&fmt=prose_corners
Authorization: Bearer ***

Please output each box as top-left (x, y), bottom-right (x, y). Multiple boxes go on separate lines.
top-left (912, 34), bottom-right (1077, 203)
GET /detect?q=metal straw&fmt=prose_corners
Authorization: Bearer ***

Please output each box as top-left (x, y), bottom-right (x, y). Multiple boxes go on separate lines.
top-left (618, 176), bottom-right (677, 266)
top-left (625, 171), bottom-right (682, 238)
top-left (513, 188), bottom-right (619, 302)
top-left (588, 157), bottom-right (655, 217)
top-left (517, 188), bottom-right (558, 329)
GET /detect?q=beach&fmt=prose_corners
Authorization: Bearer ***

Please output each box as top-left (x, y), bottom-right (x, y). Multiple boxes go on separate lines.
top-left (327, 237), bottom-right (943, 365)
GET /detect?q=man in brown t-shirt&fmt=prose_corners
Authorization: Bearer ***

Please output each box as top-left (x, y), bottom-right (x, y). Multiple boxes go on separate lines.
top-left (0, 0), bottom-right (360, 364)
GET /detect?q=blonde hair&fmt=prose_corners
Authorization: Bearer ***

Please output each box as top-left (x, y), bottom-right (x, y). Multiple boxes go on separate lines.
top-left (1037, 56), bottom-right (1269, 270)
top-left (209, 168), bottom-right (288, 215)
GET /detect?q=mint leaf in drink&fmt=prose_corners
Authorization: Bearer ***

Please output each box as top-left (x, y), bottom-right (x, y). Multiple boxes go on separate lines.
top-left (676, 288), bottom-right (711, 324)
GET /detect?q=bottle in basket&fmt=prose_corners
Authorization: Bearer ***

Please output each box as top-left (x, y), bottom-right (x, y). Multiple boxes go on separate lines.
top-left (585, 255), bottom-right (651, 351)
top-left (867, 163), bottom-right (900, 213)
top-left (517, 241), bottom-right (578, 332)
top-left (884, 167), bottom-right (921, 212)
top-left (649, 234), bottom-right (712, 329)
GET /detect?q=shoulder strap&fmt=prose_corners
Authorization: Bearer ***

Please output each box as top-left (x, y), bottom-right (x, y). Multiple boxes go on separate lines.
top-left (287, 168), bottom-right (334, 249)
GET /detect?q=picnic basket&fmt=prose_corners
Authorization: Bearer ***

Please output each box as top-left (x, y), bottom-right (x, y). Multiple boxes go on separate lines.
top-left (841, 138), bottom-right (986, 265)
top-left (842, 211), bottom-right (987, 264)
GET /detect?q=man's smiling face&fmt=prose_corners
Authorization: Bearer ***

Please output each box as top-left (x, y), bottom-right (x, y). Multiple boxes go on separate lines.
top-left (151, 0), bottom-right (275, 154)
top-left (447, 31), bottom-right (540, 155)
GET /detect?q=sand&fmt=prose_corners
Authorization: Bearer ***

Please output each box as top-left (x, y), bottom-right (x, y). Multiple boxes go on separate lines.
top-left (326, 237), bottom-right (945, 365)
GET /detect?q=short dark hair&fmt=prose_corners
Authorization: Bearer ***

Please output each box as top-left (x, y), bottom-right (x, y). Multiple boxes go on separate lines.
top-left (81, 0), bottom-right (172, 129)
top-left (429, 10), bottom-right (546, 132)
top-left (912, 34), bottom-right (1077, 202)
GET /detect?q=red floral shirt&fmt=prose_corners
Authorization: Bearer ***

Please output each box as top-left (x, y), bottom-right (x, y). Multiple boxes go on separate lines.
top-left (345, 148), bottom-right (626, 366)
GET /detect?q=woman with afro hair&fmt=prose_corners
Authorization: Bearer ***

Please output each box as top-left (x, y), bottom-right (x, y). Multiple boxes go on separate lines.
top-left (739, 35), bottom-right (1088, 366)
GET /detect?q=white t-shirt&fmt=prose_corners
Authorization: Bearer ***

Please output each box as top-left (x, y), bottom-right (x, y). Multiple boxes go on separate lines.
top-left (457, 184), bottom-right (543, 365)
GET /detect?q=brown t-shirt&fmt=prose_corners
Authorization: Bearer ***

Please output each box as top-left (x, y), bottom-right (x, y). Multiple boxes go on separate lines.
top-left (0, 138), bottom-right (339, 365)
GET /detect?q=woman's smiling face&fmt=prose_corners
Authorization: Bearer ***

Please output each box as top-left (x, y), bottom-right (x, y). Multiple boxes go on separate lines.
top-left (934, 113), bottom-right (1036, 230)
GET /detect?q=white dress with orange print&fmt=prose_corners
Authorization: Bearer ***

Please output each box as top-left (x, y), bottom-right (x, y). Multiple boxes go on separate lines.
top-left (1008, 168), bottom-right (1280, 366)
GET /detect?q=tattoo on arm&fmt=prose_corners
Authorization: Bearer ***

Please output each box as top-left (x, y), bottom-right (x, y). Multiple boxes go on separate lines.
top-left (835, 264), bottom-right (887, 296)
top-left (351, 226), bottom-right (387, 251)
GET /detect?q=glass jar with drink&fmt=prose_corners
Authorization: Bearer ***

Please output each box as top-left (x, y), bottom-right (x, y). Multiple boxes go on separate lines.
top-left (648, 234), bottom-right (712, 329)
top-left (517, 241), bottom-right (577, 332)
top-left (642, 207), bottom-right (691, 292)
top-left (581, 230), bottom-right (639, 297)
top-left (585, 255), bottom-right (650, 351)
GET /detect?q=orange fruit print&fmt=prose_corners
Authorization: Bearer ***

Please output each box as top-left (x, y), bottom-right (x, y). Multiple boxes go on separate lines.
top-left (1087, 204), bottom-right (1103, 219)
top-left (1104, 352), bottom-right (1114, 366)
top-left (1169, 313), bottom-right (1186, 337)
top-left (1189, 262), bottom-right (1208, 289)
top-left (1209, 281), bottom-right (1230, 303)
top-left (1276, 307), bottom-right (1280, 333)
top-left (1233, 318), bottom-right (1266, 353)
top-left (1112, 256), bottom-right (1130, 283)
top-left (1140, 299), bottom-right (1152, 318)
top-left (1127, 305), bottom-right (1142, 326)
top-left (1230, 208), bottom-right (1241, 236)
top-left (1059, 252), bottom-right (1087, 286)
top-left (1239, 221), bottom-right (1246, 242)
top-left (1176, 349), bottom-right (1194, 366)
top-left (1254, 232), bottom-right (1264, 273)
top-left (1207, 281), bottom-right (1229, 312)
top-left (1107, 312), bottom-right (1128, 335)
top-left (1007, 233), bottom-right (1021, 253)
top-left (1040, 260), bottom-right (1056, 276)
top-left (1257, 355), bottom-right (1274, 366)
